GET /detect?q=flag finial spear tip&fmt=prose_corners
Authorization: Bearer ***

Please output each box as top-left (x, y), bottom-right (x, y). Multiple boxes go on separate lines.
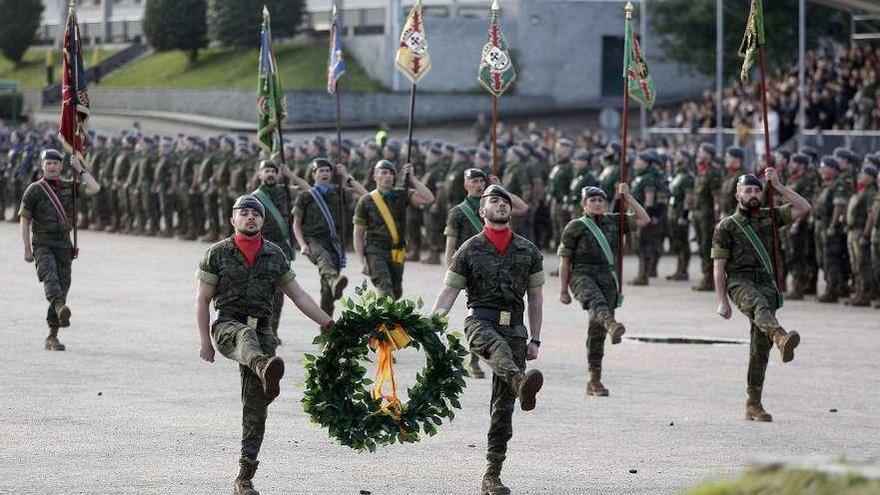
top-left (491, 0), bottom-right (499, 11)
top-left (332, 3), bottom-right (337, 16)
top-left (624, 2), bottom-right (634, 17)
top-left (263, 5), bottom-right (269, 17)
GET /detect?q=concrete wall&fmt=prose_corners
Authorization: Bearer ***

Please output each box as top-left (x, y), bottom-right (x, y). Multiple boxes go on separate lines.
top-left (86, 88), bottom-right (555, 126)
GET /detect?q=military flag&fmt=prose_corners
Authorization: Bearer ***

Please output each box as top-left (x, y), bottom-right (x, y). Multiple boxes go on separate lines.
top-left (58, 1), bottom-right (90, 160)
top-left (395, 0), bottom-right (431, 84)
top-left (327, 5), bottom-right (346, 94)
top-left (738, 0), bottom-right (765, 83)
top-left (478, 0), bottom-right (515, 98)
top-left (623, 2), bottom-right (656, 110)
top-left (257, 6), bottom-right (287, 160)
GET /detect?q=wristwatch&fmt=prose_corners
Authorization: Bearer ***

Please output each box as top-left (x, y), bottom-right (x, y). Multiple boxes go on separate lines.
top-left (529, 339), bottom-right (541, 347)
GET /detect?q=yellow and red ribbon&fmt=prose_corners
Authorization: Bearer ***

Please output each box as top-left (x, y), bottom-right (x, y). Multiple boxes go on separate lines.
top-left (369, 323), bottom-right (412, 419)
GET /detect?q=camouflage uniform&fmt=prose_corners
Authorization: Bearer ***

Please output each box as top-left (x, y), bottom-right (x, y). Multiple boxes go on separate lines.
top-left (444, 232), bottom-right (544, 456)
top-left (871, 195), bottom-right (880, 307)
top-left (19, 179), bottom-right (86, 330)
top-left (444, 196), bottom-right (483, 250)
top-left (197, 150), bottom-right (219, 240)
top-left (712, 203), bottom-right (797, 418)
top-left (87, 144), bottom-right (110, 229)
top-left (422, 158), bottom-right (449, 263)
top-left (567, 168), bottom-right (599, 218)
top-left (254, 181), bottom-right (295, 337)
top-left (597, 159), bottom-right (620, 199)
top-left (547, 157), bottom-right (572, 248)
top-left (197, 237), bottom-right (295, 463)
top-left (719, 171), bottom-right (740, 217)
top-left (630, 167), bottom-right (661, 284)
top-left (503, 161), bottom-right (534, 240)
top-left (693, 161), bottom-right (723, 289)
top-left (176, 147), bottom-right (197, 239)
top-left (111, 146), bottom-right (133, 232)
top-left (294, 184), bottom-right (353, 316)
top-left (783, 170), bottom-right (816, 298)
top-left (814, 175), bottom-right (851, 300)
top-left (667, 165), bottom-right (694, 279)
top-left (558, 213), bottom-right (636, 376)
top-left (153, 150), bottom-right (176, 235)
top-left (354, 187), bottom-right (411, 299)
top-left (845, 183), bottom-right (877, 304)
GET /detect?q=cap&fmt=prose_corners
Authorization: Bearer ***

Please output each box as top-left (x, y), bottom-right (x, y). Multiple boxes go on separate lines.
top-left (736, 174), bottom-right (763, 190)
top-left (791, 153), bottom-right (809, 166)
top-left (574, 149), bottom-right (591, 161)
top-left (557, 138), bottom-right (573, 148)
top-left (311, 158), bottom-right (333, 172)
top-left (639, 150), bottom-right (661, 164)
top-left (374, 159), bottom-right (397, 175)
top-left (41, 148), bottom-right (63, 162)
top-left (820, 156), bottom-right (840, 170)
top-left (232, 194), bottom-right (265, 217)
top-left (464, 168), bottom-right (487, 180)
top-left (698, 142), bottom-right (717, 157)
top-left (259, 160), bottom-right (278, 171)
top-left (581, 186), bottom-right (608, 199)
top-left (725, 146), bottom-right (745, 161)
top-left (481, 184), bottom-right (512, 205)
top-left (861, 165), bottom-right (878, 178)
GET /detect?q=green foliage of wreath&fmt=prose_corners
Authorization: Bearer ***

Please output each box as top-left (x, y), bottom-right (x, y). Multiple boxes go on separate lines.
top-left (302, 285), bottom-right (469, 452)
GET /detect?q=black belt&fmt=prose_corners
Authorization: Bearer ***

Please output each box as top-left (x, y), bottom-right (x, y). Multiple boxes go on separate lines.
top-left (469, 307), bottom-right (524, 326)
top-left (218, 311), bottom-right (269, 328)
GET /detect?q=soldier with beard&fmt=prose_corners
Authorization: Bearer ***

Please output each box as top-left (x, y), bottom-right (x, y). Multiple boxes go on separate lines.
top-left (713, 171), bottom-right (809, 421)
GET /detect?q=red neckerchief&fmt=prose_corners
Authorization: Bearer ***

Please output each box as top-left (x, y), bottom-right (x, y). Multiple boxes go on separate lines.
top-left (697, 160), bottom-right (711, 175)
top-left (857, 182), bottom-right (868, 193)
top-left (48, 178), bottom-right (61, 189)
top-left (788, 171), bottom-right (802, 184)
top-left (484, 226), bottom-right (513, 255)
top-left (233, 233), bottom-right (263, 267)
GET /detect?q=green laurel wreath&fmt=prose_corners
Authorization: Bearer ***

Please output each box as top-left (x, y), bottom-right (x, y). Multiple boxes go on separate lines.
top-left (302, 284), bottom-right (469, 452)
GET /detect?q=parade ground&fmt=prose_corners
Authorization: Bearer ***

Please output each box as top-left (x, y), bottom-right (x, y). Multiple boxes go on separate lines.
top-left (2, 222), bottom-right (878, 495)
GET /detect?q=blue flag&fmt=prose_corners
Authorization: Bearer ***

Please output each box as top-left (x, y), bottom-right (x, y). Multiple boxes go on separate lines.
top-left (327, 5), bottom-right (346, 94)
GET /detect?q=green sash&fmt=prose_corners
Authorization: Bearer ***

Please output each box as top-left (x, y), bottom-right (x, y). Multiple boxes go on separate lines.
top-left (729, 215), bottom-right (784, 308)
top-left (457, 200), bottom-right (483, 233)
top-left (253, 189), bottom-right (291, 244)
top-left (579, 216), bottom-right (623, 308)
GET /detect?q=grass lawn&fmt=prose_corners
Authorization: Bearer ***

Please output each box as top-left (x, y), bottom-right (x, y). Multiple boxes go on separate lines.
top-left (683, 468), bottom-right (880, 495)
top-left (99, 42), bottom-right (384, 91)
top-left (0, 47), bottom-right (118, 90)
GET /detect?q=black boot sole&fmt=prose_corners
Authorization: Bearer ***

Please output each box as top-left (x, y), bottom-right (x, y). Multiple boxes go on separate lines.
top-left (780, 331), bottom-right (800, 363)
top-left (262, 357), bottom-right (285, 402)
top-left (519, 370), bottom-right (543, 411)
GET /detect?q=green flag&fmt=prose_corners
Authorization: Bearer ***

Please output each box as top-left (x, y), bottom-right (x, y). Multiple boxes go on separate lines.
top-left (478, 0), bottom-right (515, 97)
top-left (257, 6), bottom-right (287, 160)
top-left (738, 0), bottom-right (765, 83)
top-left (623, 5), bottom-right (656, 110)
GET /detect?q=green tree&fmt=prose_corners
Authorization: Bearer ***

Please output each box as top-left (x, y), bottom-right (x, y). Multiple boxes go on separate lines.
top-left (0, 0), bottom-right (44, 65)
top-left (651, 0), bottom-right (849, 79)
top-left (208, 0), bottom-right (305, 48)
top-left (144, 0), bottom-right (207, 62)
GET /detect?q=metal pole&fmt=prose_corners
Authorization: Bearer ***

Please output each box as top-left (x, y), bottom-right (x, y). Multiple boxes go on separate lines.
top-left (389, 0), bottom-right (402, 91)
top-left (491, 95), bottom-right (498, 177)
top-left (758, 45), bottom-right (782, 290)
top-left (797, 0), bottom-right (806, 148)
top-left (640, 0), bottom-right (647, 142)
top-left (715, 0), bottom-right (723, 152)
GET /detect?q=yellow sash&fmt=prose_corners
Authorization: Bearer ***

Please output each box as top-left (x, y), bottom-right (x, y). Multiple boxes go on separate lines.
top-left (370, 189), bottom-right (406, 264)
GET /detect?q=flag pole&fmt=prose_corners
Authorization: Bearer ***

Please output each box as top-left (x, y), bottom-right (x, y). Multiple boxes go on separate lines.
top-left (491, 95), bottom-right (498, 177)
top-left (617, 3), bottom-right (633, 290)
top-left (757, 44), bottom-right (781, 289)
top-left (334, 81), bottom-right (346, 248)
top-left (70, 0), bottom-right (80, 259)
top-left (405, 82), bottom-right (417, 178)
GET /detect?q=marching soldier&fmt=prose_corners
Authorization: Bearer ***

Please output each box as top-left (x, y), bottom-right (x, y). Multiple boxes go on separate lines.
top-left (19, 149), bottom-right (100, 350)
top-left (666, 148), bottom-right (695, 281)
top-left (195, 194), bottom-right (332, 495)
top-left (814, 156), bottom-right (851, 303)
top-left (713, 170), bottom-right (809, 421)
top-left (293, 158), bottom-right (367, 317)
top-left (444, 168), bottom-right (528, 379)
top-left (559, 185), bottom-right (649, 396)
top-left (431, 184), bottom-right (545, 495)
top-left (692, 143), bottom-right (723, 291)
top-left (845, 163), bottom-right (878, 306)
top-left (353, 160), bottom-right (434, 300)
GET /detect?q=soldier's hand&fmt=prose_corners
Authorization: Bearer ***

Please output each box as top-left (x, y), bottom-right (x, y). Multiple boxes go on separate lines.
top-left (199, 341), bottom-right (215, 363)
top-left (526, 342), bottom-right (539, 361)
top-left (559, 292), bottom-right (572, 305)
top-left (763, 167), bottom-right (780, 188)
top-left (335, 163), bottom-right (348, 177)
top-left (300, 244), bottom-right (312, 256)
top-left (716, 301), bottom-right (732, 320)
top-left (402, 163), bottom-right (414, 178)
top-left (360, 258), bottom-right (370, 276)
top-left (617, 182), bottom-right (630, 197)
top-left (24, 250), bottom-right (34, 263)
top-left (489, 175), bottom-right (501, 185)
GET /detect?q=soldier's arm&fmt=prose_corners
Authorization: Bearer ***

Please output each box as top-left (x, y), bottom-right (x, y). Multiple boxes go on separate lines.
top-left (526, 286), bottom-right (543, 360)
top-left (765, 168), bottom-right (809, 221)
top-left (444, 235), bottom-right (458, 268)
top-left (292, 211), bottom-right (309, 255)
top-left (406, 164), bottom-right (435, 207)
top-left (195, 279), bottom-right (216, 362)
top-left (71, 156), bottom-right (100, 196)
top-left (509, 190), bottom-right (529, 216)
top-left (713, 259), bottom-right (731, 319)
top-left (20, 216), bottom-right (33, 262)
top-left (619, 183), bottom-right (650, 228)
top-left (434, 249), bottom-right (469, 315)
top-left (280, 278), bottom-right (333, 330)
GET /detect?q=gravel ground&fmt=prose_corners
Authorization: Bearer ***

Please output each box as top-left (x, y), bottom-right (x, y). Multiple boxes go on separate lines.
top-left (2, 222), bottom-right (878, 495)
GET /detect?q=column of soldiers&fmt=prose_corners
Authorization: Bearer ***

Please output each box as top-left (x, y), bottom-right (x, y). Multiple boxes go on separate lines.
top-left (4, 123), bottom-right (880, 311)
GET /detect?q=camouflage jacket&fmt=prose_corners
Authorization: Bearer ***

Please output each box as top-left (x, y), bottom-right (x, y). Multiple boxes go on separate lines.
top-left (668, 168), bottom-right (695, 214)
top-left (547, 159), bottom-right (572, 202)
top-left (597, 162), bottom-right (620, 197)
top-left (444, 196), bottom-right (483, 249)
top-left (502, 162), bottom-right (533, 201)
top-left (444, 162), bottom-right (470, 206)
top-left (719, 172), bottom-right (740, 216)
top-left (254, 183), bottom-right (294, 261)
top-left (197, 237), bottom-right (296, 319)
top-left (293, 184), bottom-right (355, 243)
top-left (558, 213), bottom-right (636, 277)
top-left (846, 184), bottom-right (876, 229)
top-left (353, 187), bottom-right (412, 254)
top-left (152, 153), bottom-right (176, 193)
top-left (445, 232), bottom-right (544, 336)
top-left (568, 169), bottom-right (599, 206)
top-left (711, 204), bottom-right (793, 278)
top-left (694, 162), bottom-right (723, 212)
top-left (814, 176), bottom-right (851, 224)
top-left (19, 179), bottom-right (87, 247)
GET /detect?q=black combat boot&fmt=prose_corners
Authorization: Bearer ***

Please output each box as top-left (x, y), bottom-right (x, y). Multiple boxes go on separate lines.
top-left (254, 356), bottom-right (285, 402)
top-left (53, 298), bottom-right (71, 328)
top-left (481, 453), bottom-right (510, 495)
top-left (745, 386), bottom-right (772, 422)
top-left (45, 327), bottom-right (65, 351)
top-left (512, 369), bottom-right (543, 411)
top-left (234, 457), bottom-right (260, 495)
top-left (586, 366), bottom-right (609, 396)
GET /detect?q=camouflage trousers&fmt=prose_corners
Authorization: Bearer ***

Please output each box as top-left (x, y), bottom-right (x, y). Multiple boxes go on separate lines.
top-left (550, 200), bottom-right (570, 249)
top-left (405, 205), bottom-right (423, 255)
top-left (424, 205), bottom-right (447, 254)
top-left (667, 216), bottom-right (690, 269)
top-left (570, 270), bottom-right (617, 368)
top-left (464, 316), bottom-right (527, 456)
top-left (212, 318), bottom-right (278, 461)
top-left (694, 213), bottom-right (715, 276)
top-left (366, 251), bottom-right (404, 300)
top-left (306, 239), bottom-right (341, 316)
top-left (848, 230), bottom-right (876, 298)
top-left (815, 222), bottom-right (848, 294)
top-left (203, 191), bottom-right (219, 233)
top-left (726, 273), bottom-right (782, 388)
top-left (786, 221), bottom-right (815, 288)
top-left (159, 192), bottom-right (176, 233)
top-left (175, 190), bottom-right (191, 235)
top-left (33, 242), bottom-right (72, 328)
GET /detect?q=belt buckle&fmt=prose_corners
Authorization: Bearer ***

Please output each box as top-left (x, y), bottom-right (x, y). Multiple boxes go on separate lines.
top-left (499, 311), bottom-right (511, 326)
top-left (247, 316), bottom-right (258, 329)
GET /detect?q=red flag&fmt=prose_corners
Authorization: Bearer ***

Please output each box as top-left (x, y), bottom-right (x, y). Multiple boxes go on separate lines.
top-left (59, 3), bottom-right (90, 159)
